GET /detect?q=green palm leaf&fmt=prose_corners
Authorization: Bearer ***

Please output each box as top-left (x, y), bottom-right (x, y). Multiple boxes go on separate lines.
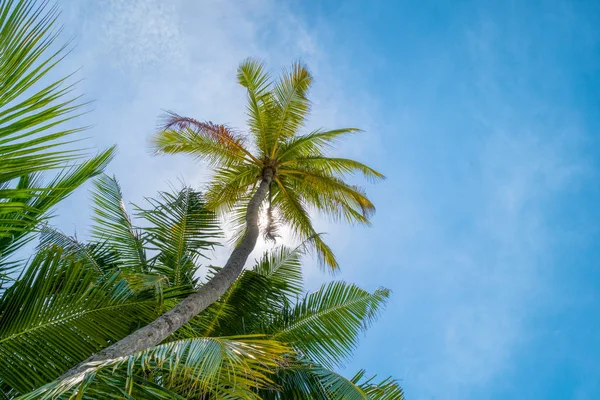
top-left (38, 225), bottom-right (117, 275)
top-left (237, 58), bottom-right (273, 157)
top-left (0, 0), bottom-right (114, 263)
top-left (269, 61), bottom-right (313, 157)
top-left (0, 148), bottom-right (114, 262)
top-left (138, 186), bottom-right (222, 286)
top-left (256, 362), bottom-right (358, 400)
top-left (91, 174), bottom-right (147, 272)
top-left (277, 128), bottom-right (362, 161)
top-left (252, 242), bottom-right (305, 298)
top-left (21, 336), bottom-right (290, 400)
top-left (351, 370), bottom-right (405, 400)
top-left (197, 243), bottom-right (306, 337)
top-left (259, 363), bottom-right (405, 400)
top-left (0, 247), bottom-right (172, 394)
top-left (271, 281), bottom-right (389, 369)
top-left (282, 157), bottom-right (385, 183)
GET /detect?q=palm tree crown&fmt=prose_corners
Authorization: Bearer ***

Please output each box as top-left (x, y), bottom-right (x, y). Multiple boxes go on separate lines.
top-left (152, 59), bottom-right (384, 269)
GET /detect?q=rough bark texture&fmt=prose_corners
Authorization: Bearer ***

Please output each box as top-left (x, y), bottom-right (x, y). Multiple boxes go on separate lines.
top-left (63, 169), bottom-right (274, 378)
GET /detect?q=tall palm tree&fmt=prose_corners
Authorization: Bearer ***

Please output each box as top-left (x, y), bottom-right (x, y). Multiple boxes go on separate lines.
top-left (3, 180), bottom-right (402, 399)
top-left (0, 0), bottom-right (114, 284)
top-left (66, 60), bottom-right (385, 375)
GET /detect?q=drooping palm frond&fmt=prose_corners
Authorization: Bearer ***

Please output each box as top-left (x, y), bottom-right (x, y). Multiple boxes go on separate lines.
top-left (0, 0), bottom-right (113, 259)
top-left (270, 281), bottom-right (390, 369)
top-left (138, 186), bottom-right (222, 286)
top-left (204, 164), bottom-right (261, 212)
top-left (271, 182), bottom-right (338, 268)
top-left (91, 174), bottom-right (147, 272)
top-left (0, 246), bottom-right (176, 395)
top-left (21, 336), bottom-right (290, 400)
top-left (152, 112), bottom-right (258, 167)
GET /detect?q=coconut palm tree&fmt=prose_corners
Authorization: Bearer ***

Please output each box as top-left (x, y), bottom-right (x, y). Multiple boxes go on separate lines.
top-left (4, 180), bottom-right (402, 399)
top-left (66, 59), bottom-right (385, 374)
top-left (0, 0), bottom-right (114, 285)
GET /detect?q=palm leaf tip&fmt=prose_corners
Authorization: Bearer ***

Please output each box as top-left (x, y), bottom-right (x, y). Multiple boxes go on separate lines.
top-left (237, 58), bottom-right (270, 90)
top-left (151, 111), bottom-right (258, 167)
top-left (272, 281), bottom-right (390, 369)
top-left (157, 111), bottom-right (243, 146)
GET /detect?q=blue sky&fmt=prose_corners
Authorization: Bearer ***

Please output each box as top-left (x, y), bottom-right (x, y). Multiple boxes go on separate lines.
top-left (54, 0), bottom-right (600, 398)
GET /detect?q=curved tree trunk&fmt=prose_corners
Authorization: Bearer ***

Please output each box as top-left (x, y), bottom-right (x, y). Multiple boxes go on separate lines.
top-left (63, 169), bottom-right (274, 378)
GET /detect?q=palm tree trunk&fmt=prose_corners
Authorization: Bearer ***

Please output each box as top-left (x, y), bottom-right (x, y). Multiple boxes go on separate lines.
top-left (63, 169), bottom-right (274, 378)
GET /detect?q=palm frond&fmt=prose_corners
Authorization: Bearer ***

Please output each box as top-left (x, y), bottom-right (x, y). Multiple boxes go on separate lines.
top-left (237, 58), bottom-right (273, 157)
top-left (38, 225), bottom-right (115, 275)
top-left (271, 281), bottom-right (389, 369)
top-left (258, 361), bottom-right (377, 400)
top-left (0, 148), bottom-right (115, 261)
top-left (197, 243), bottom-right (306, 337)
top-left (152, 111), bottom-right (259, 167)
top-left (277, 128), bottom-right (362, 161)
top-left (351, 369), bottom-right (405, 400)
top-left (282, 157), bottom-right (385, 183)
top-left (269, 61), bottom-right (312, 157)
top-left (0, 0), bottom-right (84, 173)
top-left (138, 186), bottom-right (222, 286)
top-left (311, 365), bottom-right (369, 400)
top-left (203, 164), bottom-right (260, 212)
top-left (0, 247), bottom-right (171, 394)
top-left (253, 242), bottom-right (306, 298)
top-left (257, 361), bottom-right (329, 399)
top-left (22, 336), bottom-right (290, 400)
top-left (0, 0), bottom-right (113, 258)
top-left (273, 180), bottom-right (338, 269)
top-left (51, 374), bottom-right (187, 400)
top-left (91, 174), bottom-right (147, 272)
top-left (279, 168), bottom-right (376, 224)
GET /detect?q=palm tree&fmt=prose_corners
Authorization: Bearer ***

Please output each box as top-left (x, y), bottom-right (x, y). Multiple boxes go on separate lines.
top-left (3, 180), bottom-right (402, 399)
top-left (66, 59), bottom-right (385, 374)
top-left (0, 0), bottom-right (114, 284)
